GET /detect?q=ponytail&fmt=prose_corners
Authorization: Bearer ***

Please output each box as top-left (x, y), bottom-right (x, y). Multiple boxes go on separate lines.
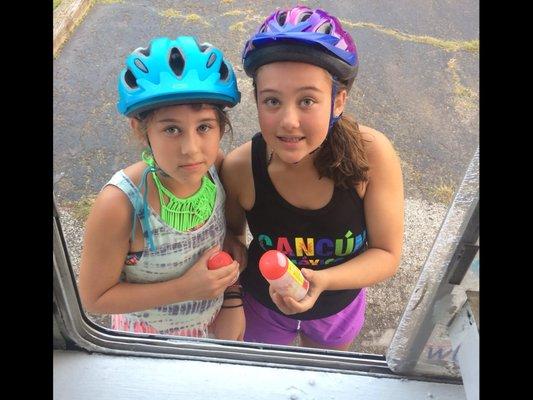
top-left (314, 114), bottom-right (370, 189)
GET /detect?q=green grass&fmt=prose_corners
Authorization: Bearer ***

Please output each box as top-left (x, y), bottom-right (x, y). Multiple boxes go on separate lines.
top-left (339, 20), bottom-right (479, 53)
top-left (160, 9), bottom-right (211, 26)
top-left (53, 0), bottom-right (62, 10)
top-left (71, 194), bottom-right (98, 223)
top-left (431, 181), bottom-right (456, 204)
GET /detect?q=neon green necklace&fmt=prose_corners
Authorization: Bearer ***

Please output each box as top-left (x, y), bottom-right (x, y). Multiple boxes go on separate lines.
top-left (142, 150), bottom-right (216, 232)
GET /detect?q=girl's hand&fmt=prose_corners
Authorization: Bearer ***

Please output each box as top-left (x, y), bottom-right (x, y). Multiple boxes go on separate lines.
top-left (180, 246), bottom-right (240, 301)
top-left (269, 269), bottom-right (328, 315)
top-left (211, 302), bottom-right (246, 341)
top-left (223, 233), bottom-right (248, 273)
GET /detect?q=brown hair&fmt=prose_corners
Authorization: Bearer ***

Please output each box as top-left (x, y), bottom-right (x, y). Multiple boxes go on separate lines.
top-left (134, 103), bottom-right (233, 140)
top-left (313, 113), bottom-right (369, 189)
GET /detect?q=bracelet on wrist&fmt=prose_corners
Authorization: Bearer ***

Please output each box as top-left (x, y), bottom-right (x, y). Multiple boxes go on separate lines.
top-left (224, 292), bottom-right (242, 297)
top-left (225, 283), bottom-right (243, 292)
top-left (223, 292), bottom-right (243, 300)
top-left (221, 303), bottom-right (243, 309)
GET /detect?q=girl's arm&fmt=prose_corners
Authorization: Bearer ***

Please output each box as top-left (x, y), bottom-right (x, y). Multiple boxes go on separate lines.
top-left (271, 128), bottom-right (404, 314)
top-left (220, 142), bottom-right (253, 272)
top-left (316, 127), bottom-right (404, 290)
top-left (214, 148), bottom-right (225, 174)
top-left (211, 283), bottom-right (246, 340)
top-left (78, 186), bottom-right (239, 315)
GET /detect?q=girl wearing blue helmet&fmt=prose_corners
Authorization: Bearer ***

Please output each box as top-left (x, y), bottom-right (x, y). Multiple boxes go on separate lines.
top-left (222, 6), bottom-right (404, 350)
top-left (79, 36), bottom-right (244, 340)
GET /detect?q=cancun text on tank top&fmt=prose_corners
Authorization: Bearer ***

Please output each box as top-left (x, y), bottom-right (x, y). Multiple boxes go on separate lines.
top-left (243, 133), bottom-right (368, 320)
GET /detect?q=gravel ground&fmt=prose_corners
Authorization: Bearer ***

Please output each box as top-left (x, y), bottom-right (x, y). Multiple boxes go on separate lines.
top-left (57, 196), bottom-right (448, 354)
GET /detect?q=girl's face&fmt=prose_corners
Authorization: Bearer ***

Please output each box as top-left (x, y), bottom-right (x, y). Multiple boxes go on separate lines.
top-left (255, 61), bottom-right (346, 165)
top-left (134, 104), bottom-right (222, 190)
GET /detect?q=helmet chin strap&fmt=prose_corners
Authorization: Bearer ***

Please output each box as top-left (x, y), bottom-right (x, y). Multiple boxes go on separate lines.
top-left (329, 78), bottom-right (342, 128)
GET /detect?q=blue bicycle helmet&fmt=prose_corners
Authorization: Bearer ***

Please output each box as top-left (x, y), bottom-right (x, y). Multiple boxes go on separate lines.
top-left (118, 36), bottom-right (241, 117)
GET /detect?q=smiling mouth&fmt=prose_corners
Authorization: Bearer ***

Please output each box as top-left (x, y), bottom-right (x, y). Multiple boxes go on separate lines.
top-left (277, 136), bottom-right (305, 143)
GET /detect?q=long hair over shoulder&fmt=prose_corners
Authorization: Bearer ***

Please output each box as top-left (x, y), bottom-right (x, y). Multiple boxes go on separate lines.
top-left (314, 113), bottom-right (370, 189)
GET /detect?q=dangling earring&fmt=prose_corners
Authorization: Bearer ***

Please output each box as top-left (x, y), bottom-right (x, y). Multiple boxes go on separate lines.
top-left (141, 147), bottom-right (155, 167)
top-left (141, 148), bottom-right (171, 177)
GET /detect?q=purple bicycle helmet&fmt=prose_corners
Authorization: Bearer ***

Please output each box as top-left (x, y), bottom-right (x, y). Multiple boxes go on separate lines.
top-left (242, 6), bottom-right (358, 89)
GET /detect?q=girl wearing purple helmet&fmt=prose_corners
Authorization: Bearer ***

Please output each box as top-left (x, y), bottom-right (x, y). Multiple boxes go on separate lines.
top-left (222, 6), bottom-right (404, 350)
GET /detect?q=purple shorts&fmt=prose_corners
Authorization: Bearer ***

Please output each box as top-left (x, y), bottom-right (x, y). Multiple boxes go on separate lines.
top-left (243, 288), bottom-right (366, 347)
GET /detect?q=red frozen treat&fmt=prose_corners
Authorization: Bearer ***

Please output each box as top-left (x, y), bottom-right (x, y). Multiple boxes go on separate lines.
top-left (259, 250), bottom-right (288, 280)
top-left (207, 251), bottom-right (234, 270)
top-left (258, 250), bottom-right (309, 301)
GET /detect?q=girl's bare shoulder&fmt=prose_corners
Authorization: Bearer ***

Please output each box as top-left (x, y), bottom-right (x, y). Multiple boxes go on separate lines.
top-left (220, 141), bottom-right (254, 206)
top-left (122, 161), bottom-right (148, 186)
top-left (357, 124), bottom-right (402, 191)
top-left (220, 141), bottom-right (253, 184)
top-left (89, 162), bottom-right (145, 226)
top-left (358, 124), bottom-right (399, 163)
top-left (225, 141), bottom-right (252, 164)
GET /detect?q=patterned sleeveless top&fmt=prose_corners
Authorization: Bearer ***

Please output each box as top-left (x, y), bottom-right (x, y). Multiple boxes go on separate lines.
top-left (104, 165), bottom-right (226, 337)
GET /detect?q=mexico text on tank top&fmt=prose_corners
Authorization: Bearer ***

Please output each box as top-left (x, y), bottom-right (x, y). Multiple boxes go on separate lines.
top-left (243, 133), bottom-right (368, 320)
top-left (104, 165), bottom-right (226, 336)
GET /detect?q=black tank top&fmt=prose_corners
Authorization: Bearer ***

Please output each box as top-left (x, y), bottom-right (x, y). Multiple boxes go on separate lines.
top-left (242, 133), bottom-right (368, 320)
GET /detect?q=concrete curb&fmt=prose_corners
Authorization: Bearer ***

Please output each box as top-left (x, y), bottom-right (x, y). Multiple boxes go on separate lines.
top-left (53, 0), bottom-right (95, 58)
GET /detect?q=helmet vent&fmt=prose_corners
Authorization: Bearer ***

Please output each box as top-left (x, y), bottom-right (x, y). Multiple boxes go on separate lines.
top-left (138, 45), bottom-right (151, 57)
top-left (206, 53), bottom-right (217, 68)
top-left (124, 69), bottom-right (138, 89)
top-left (316, 22), bottom-right (332, 34)
top-left (299, 12), bottom-right (312, 23)
top-left (169, 47), bottom-right (185, 77)
top-left (219, 61), bottom-right (229, 81)
top-left (134, 58), bottom-right (149, 73)
top-left (277, 11), bottom-right (287, 26)
top-left (199, 43), bottom-right (211, 52)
